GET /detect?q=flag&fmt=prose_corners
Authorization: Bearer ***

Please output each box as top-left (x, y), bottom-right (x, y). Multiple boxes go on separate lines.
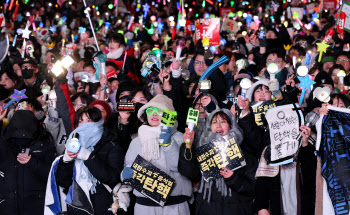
top-left (318, 107), bottom-right (350, 215)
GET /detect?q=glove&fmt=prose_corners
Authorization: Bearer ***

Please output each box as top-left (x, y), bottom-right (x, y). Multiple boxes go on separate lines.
top-left (159, 127), bottom-right (173, 146)
top-left (268, 79), bottom-right (280, 96)
top-left (332, 32), bottom-right (342, 45)
top-left (76, 147), bottom-right (91, 160)
top-left (122, 167), bottom-right (134, 180)
top-left (63, 150), bottom-right (74, 163)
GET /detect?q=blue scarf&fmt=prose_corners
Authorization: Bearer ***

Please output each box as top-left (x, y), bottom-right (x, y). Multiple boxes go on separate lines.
top-left (69, 119), bottom-right (104, 194)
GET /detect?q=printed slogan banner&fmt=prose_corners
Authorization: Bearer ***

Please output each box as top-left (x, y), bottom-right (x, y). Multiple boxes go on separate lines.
top-left (318, 107), bottom-right (350, 215)
top-left (194, 18), bottom-right (220, 46)
top-left (265, 104), bottom-right (304, 165)
top-left (126, 155), bottom-right (175, 206)
top-left (250, 100), bottom-right (276, 127)
top-left (195, 137), bottom-right (246, 182)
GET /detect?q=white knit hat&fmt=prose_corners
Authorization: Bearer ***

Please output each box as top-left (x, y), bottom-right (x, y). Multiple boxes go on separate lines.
top-left (137, 94), bottom-right (175, 120)
top-left (246, 79), bottom-right (269, 102)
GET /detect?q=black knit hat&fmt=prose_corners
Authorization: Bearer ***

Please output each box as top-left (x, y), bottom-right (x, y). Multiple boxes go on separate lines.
top-left (4, 110), bottom-right (39, 139)
top-left (314, 71), bottom-right (334, 88)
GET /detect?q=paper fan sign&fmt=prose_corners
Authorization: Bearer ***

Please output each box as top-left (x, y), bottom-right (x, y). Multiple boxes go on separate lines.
top-left (265, 103), bottom-right (304, 165)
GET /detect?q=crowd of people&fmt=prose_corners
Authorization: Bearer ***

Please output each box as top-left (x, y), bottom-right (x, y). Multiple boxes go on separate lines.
top-left (0, 0), bottom-right (349, 214)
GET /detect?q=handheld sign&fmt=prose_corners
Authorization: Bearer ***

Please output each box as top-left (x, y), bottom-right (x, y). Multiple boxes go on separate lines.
top-left (265, 103), bottom-right (304, 165)
top-left (117, 102), bottom-right (135, 112)
top-left (250, 100), bottom-right (276, 127)
top-left (186, 108), bottom-right (199, 144)
top-left (195, 136), bottom-right (246, 181)
top-left (126, 155), bottom-right (175, 206)
top-left (159, 109), bottom-right (177, 145)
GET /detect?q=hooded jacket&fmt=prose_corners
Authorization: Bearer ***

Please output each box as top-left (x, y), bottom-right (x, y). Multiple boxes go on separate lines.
top-left (0, 111), bottom-right (56, 215)
top-left (179, 109), bottom-right (257, 215)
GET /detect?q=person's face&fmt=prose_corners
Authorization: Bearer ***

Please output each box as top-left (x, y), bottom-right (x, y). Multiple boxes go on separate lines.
top-left (94, 104), bottom-right (107, 121)
top-left (248, 53), bottom-right (254, 62)
top-left (44, 52), bottom-right (54, 64)
top-left (194, 55), bottom-right (208, 76)
top-left (331, 68), bottom-right (340, 85)
top-left (228, 55), bottom-right (237, 73)
top-left (0, 73), bottom-right (15, 90)
top-left (323, 62), bottom-right (334, 73)
top-left (211, 114), bottom-right (231, 136)
top-left (73, 97), bottom-right (86, 111)
top-left (109, 80), bottom-right (119, 90)
top-left (146, 108), bottom-right (162, 127)
top-left (289, 49), bottom-right (300, 60)
top-left (119, 91), bottom-right (131, 101)
top-left (83, 66), bottom-right (95, 74)
top-left (13, 64), bottom-right (22, 76)
top-left (254, 85), bottom-right (272, 102)
top-left (78, 113), bottom-right (93, 127)
top-left (194, 99), bottom-right (207, 118)
top-left (266, 30), bottom-right (277, 39)
top-left (106, 65), bottom-right (119, 75)
top-left (333, 97), bottom-right (346, 108)
top-left (75, 60), bottom-right (85, 72)
top-left (108, 40), bottom-right (120, 53)
top-left (310, 69), bottom-right (320, 80)
top-left (336, 55), bottom-right (350, 72)
top-left (131, 91), bottom-right (148, 104)
top-left (266, 54), bottom-right (284, 70)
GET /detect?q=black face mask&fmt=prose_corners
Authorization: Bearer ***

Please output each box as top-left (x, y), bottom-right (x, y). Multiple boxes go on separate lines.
top-left (22, 68), bottom-right (34, 79)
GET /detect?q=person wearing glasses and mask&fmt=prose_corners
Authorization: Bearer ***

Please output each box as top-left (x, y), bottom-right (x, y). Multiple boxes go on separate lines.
top-left (122, 95), bottom-right (192, 215)
top-left (190, 49), bottom-right (227, 102)
top-left (336, 51), bottom-right (350, 75)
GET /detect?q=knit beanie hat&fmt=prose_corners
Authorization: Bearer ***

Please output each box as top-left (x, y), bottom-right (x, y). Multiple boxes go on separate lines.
top-left (137, 94), bottom-right (175, 120)
top-left (89, 100), bottom-right (112, 117)
top-left (5, 110), bottom-right (39, 139)
top-left (314, 71), bottom-right (334, 88)
top-left (322, 56), bottom-right (335, 64)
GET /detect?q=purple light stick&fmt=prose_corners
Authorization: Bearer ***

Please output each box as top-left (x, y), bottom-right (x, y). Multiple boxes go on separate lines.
top-left (2, 89), bottom-right (27, 113)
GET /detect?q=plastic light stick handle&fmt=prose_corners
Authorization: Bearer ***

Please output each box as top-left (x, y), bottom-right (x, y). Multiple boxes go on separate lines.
top-left (21, 39), bottom-right (26, 59)
top-left (176, 47), bottom-right (182, 60)
top-left (127, 16), bottom-right (134, 30)
top-left (1, 99), bottom-right (15, 113)
top-left (270, 73), bottom-right (275, 81)
top-left (340, 76), bottom-right (344, 84)
top-left (12, 35), bottom-right (17, 47)
top-left (83, 0), bottom-right (100, 51)
top-left (186, 122), bottom-right (195, 144)
top-left (299, 88), bottom-right (306, 106)
top-left (42, 94), bottom-right (47, 101)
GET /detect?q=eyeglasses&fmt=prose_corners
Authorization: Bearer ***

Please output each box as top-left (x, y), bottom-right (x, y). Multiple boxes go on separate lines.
top-left (194, 60), bottom-right (206, 66)
top-left (146, 107), bottom-right (164, 116)
top-left (266, 59), bottom-right (283, 64)
top-left (194, 102), bottom-right (203, 109)
top-left (337, 59), bottom-right (349, 62)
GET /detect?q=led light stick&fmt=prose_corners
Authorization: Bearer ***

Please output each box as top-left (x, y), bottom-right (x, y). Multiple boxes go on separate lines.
top-left (159, 109), bottom-right (177, 145)
top-left (240, 78), bottom-right (251, 99)
top-left (176, 38), bottom-right (185, 60)
top-left (48, 90), bottom-right (57, 108)
top-left (298, 71), bottom-right (316, 106)
top-left (78, 27), bottom-right (86, 46)
top-left (2, 89), bottom-right (27, 113)
top-left (82, 1), bottom-right (100, 51)
top-left (199, 55), bottom-right (229, 81)
top-left (337, 70), bottom-right (346, 84)
top-left (41, 85), bottom-right (51, 101)
top-left (267, 63), bottom-right (278, 80)
top-left (127, 16), bottom-right (134, 30)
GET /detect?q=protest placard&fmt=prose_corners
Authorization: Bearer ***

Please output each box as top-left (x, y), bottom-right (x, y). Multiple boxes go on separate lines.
top-left (337, 1), bottom-right (350, 32)
top-left (126, 155), bottom-right (175, 206)
top-left (195, 137), bottom-right (246, 182)
top-left (195, 18), bottom-right (220, 45)
top-left (250, 100), bottom-right (276, 127)
top-left (265, 104), bottom-right (304, 164)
